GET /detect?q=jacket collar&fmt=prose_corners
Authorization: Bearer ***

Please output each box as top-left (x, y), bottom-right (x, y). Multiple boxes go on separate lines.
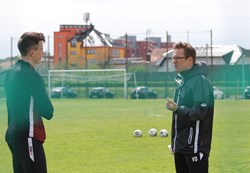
top-left (175, 62), bottom-right (209, 86)
top-left (180, 62), bottom-right (208, 79)
top-left (17, 59), bottom-right (34, 69)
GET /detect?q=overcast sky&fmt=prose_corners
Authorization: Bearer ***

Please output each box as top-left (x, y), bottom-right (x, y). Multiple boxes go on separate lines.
top-left (0, 0), bottom-right (249, 59)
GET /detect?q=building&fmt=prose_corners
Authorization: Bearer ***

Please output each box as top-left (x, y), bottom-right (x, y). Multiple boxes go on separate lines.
top-left (154, 45), bottom-right (250, 72)
top-left (136, 40), bottom-right (156, 60)
top-left (54, 24), bottom-right (125, 69)
top-left (54, 24), bottom-right (89, 65)
top-left (148, 37), bottom-right (162, 48)
top-left (114, 35), bottom-right (137, 58)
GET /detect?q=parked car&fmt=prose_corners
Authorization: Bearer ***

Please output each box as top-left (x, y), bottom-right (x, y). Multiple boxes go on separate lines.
top-left (244, 86), bottom-right (250, 99)
top-left (89, 87), bottom-right (114, 98)
top-left (130, 86), bottom-right (157, 99)
top-left (213, 86), bottom-right (224, 99)
top-left (51, 87), bottom-right (77, 98)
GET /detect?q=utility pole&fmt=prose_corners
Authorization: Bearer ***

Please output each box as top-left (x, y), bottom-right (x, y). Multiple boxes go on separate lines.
top-left (65, 35), bottom-right (68, 69)
top-left (145, 29), bottom-right (151, 86)
top-left (125, 33), bottom-right (128, 99)
top-left (83, 12), bottom-right (90, 98)
top-left (165, 31), bottom-right (169, 97)
top-left (210, 29), bottom-right (213, 83)
top-left (210, 29), bottom-right (213, 66)
top-left (166, 31), bottom-right (169, 72)
top-left (83, 12), bottom-right (90, 69)
top-left (10, 37), bottom-right (13, 66)
top-left (206, 44), bottom-right (208, 64)
top-left (125, 33), bottom-right (128, 72)
top-left (47, 35), bottom-right (50, 71)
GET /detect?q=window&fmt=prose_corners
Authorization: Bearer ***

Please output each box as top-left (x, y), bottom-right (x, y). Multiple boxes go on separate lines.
top-left (58, 43), bottom-right (62, 58)
top-left (112, 49), bottom-right (119, 56)
top-left (71, 39), bottom-right (77, 47)
top-left (87, 49), bottom-right (96, 54)
top-left (71, 51), bottom-right (77, 55)
top-left (88, 59), bottom-right (96, 65)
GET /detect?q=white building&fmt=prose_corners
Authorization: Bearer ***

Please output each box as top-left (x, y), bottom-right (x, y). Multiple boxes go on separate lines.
top-left (154, 45), bottom-right (250, 72)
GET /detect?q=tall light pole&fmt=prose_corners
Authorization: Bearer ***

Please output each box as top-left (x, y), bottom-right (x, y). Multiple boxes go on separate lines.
top-left (83, 12), bottom-right (90, 69)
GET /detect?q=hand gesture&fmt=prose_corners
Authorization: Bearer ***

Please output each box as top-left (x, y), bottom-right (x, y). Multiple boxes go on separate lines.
top-left (166, 98), bottom-right (178, 112)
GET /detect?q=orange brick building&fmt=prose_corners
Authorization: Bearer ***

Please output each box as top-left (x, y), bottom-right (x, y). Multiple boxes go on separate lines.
top-left (54, 24), bottom-right (125, 69)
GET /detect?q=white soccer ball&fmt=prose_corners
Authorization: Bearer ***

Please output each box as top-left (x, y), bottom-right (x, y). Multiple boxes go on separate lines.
top-left (160, 129), bottom-right (168, 137)
top-left (148, 128), bottom-right (157, 137)
top-left (134, 129), bottom-right (142, 137)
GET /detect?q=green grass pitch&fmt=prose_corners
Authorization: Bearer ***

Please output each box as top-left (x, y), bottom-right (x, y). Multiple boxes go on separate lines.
top-left (0, 99), bottom-right (250, 173)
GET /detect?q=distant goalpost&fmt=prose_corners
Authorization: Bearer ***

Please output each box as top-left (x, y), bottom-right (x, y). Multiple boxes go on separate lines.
top-left (48, 69), bottom-right (131, 99)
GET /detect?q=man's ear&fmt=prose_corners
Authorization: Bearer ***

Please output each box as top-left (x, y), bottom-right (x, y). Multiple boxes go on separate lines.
top-left (187, 56), bottom-right (193, 64)
top-left (29, 49), bottom-right (35, 57)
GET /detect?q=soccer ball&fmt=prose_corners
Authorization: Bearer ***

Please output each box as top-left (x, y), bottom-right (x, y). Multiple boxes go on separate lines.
top-left (134, 129), bottom-right (142, 137)
top-left (148, 128), bottom-right (157, 137)
top-left (160, 129), bottom-right (168, 137)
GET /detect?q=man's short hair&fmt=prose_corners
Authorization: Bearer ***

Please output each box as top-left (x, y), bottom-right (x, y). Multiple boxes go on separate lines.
top-left (173, 42), bottom-right (196, 64)
top-left (17, 32), bottom-right (45, 56)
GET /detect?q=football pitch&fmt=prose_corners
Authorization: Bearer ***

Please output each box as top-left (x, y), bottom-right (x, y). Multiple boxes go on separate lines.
top-left (0, 99), bottom-right (250, 173)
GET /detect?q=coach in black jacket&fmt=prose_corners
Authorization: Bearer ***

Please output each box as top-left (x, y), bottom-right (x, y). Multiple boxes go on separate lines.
top-left (166, 42), bottom-right (214, 173)
top-left (4, 32), bottom-right (54, 173)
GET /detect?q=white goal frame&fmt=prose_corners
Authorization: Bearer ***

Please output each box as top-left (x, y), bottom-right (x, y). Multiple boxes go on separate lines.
top-left (48, 69), bottom-right (127, 99)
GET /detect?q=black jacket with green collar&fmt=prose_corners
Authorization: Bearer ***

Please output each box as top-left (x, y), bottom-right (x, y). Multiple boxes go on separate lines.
top-left (171, 62), bottom-right (214, 155)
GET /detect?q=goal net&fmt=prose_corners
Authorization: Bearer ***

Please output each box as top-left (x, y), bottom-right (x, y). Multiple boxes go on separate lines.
top-left (48, 69), bottom-right (132, 99)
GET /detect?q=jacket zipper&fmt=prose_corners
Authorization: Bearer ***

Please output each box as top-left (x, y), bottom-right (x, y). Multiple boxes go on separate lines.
top-left (173, 89), bottom-right (181, 152)
top-left (188, 127), bottom-right (193, 144)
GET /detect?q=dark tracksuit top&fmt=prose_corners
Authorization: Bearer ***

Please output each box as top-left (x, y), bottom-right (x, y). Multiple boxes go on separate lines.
top-left (171, 62), bottom-right (214, 155)
top-left (4, 60), bottom-right (54, 144)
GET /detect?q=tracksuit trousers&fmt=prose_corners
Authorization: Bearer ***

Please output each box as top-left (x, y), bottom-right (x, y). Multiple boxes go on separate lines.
top-left (174, 152), bottom-right (209, 173)
top-left (7, 138), bottom-right (47, 173)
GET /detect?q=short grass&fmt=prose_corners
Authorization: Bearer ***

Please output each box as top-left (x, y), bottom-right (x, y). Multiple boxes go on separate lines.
top-left (0, 99), bottom-right (250, 173)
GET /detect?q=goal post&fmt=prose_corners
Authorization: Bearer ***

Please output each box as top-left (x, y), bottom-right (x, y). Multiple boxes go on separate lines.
top-left (48, 69), bottom-right (130, 99)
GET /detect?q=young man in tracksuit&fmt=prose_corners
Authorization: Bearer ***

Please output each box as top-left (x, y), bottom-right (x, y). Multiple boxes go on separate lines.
top-left (166, 42), bottom-right (214, 173)
top-left (4, 32), bottom-right (54, 173)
